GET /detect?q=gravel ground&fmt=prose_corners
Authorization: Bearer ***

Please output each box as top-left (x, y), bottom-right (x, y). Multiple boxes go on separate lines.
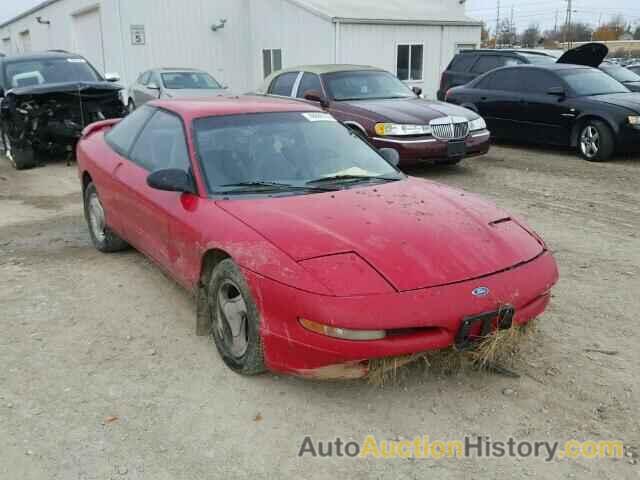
top-left (0, 144), bottom-right (639, 479)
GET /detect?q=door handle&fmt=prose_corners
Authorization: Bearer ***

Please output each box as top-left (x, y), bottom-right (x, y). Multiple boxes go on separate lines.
top-left (480, 97), bottom-right (488, 101)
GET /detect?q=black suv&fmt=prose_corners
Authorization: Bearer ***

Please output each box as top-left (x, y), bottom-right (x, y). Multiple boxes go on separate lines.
top-left (0, 51), bottom-right (126, 169)
top-left (437, 49), bottom-right (557, 100)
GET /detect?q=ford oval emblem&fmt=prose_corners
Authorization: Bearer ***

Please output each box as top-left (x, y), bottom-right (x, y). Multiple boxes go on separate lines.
top-left (472, 287), bottom-right (490, 297)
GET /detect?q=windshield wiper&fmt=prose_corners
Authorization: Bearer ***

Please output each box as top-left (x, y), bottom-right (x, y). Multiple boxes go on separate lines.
top-left (306, 175), bottom-right (400, 185)
top-left (219, 181), bottom-right (336, 192)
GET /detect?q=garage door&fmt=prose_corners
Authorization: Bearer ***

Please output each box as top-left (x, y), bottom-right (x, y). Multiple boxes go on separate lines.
top-left (72, 7), bottom-right (105, 73)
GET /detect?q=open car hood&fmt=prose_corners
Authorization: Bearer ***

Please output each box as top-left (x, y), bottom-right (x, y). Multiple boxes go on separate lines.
top-left (557, 42), bottom-right (608, 68)
top-left (8, 81), bottom-right (123, 97)
top-left (218, 178), bottom-right (544, 292)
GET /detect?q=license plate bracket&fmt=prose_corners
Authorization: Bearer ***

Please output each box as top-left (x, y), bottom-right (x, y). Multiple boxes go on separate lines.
top-left (454, 305), bottom-right (515, 351)
top-left (447, 140), bottom-right (466, 158)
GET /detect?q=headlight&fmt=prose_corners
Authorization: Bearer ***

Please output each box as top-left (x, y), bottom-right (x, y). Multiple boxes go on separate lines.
top-left (299, 318), bottom-right (386, 341)
top-left (468, 117), bottom-right (487, 131)
top-left (629, 116), bottom-right (640, 125)
top-left (374, 123), bottom-right (431, 136)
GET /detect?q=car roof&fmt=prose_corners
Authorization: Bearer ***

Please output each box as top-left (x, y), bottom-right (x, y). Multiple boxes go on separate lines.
top-left (273, 64), bottom-right (381, 75)
top-left (149, 94), bottom-right (322, 119)
top-left (497, 63), bottom-right (593, 72)
top-left (0, 51), bottom-right (83, 62)
top-left (459, 49), bottom-right (554, 57)
top-left (154, 67), bottom-right (204, 72)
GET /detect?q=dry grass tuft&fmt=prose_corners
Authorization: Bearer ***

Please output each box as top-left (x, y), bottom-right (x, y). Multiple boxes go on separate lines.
top-left (366, 320), bottom-right (537, 385)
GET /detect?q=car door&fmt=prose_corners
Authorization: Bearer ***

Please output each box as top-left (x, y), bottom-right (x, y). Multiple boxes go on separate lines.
top-left (517, 69), bottom-right (575, 145)
top-left (474, 69), bottom-right (523, 140)
top-left (112, 109), bottom-right (188, 269)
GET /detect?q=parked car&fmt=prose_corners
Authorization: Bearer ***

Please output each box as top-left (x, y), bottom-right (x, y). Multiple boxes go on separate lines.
top-left (258, 65), bottom-right (490, 167)
top-left (76, 96), bottom-right (558, 378)
top-left (0, 51), bottom-right (126, 170)
top-left (445, 63), bottom-right (640, 161)
top-left (437, 49), bottom-right (557, 101)
top-left (599, 62), bottom-right (640, 92)
top-left (127, 68), bottom-right (230, 111)
top-left (628, 64), bottom-right (640, 76)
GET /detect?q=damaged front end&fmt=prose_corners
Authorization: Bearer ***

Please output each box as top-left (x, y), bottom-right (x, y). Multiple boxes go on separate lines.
top-left (1, 82), bottom-right (126, 168)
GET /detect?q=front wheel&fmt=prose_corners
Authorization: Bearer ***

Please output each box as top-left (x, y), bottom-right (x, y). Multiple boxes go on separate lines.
top-left (578, 120), bottom-right (614, 162)
top-left (2, 131), bottom-right (38, 170)
top-left (83, 183), bottom-right (129, 252)
top-left (208, 259), bottom-right (265, 375)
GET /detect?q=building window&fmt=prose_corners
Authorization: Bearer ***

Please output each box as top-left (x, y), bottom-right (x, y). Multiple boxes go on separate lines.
top-left (263, 49), bottom-right (282, 78)
top-left (397, 44), bottom-right (423, 81)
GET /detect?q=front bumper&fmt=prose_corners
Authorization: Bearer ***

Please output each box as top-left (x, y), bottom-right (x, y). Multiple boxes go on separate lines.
top-left (617, 124), bottom-right (640, 153)
top-left (244, 251), bottom-right (558, 377)
top-left (370, 130), bottom-right (491, 166)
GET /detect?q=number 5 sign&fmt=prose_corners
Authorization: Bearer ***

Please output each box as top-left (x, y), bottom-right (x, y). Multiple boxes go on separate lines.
top-left (131, 25), bottom-right (146, 45)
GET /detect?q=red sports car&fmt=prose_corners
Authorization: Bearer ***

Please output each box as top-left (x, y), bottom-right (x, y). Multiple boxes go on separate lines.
top-left (76, 96), bottom-right (558, 378)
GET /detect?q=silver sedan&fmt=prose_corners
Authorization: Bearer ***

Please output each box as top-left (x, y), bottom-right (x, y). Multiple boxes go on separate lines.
top-left (126, 68), bottom-right (231, 111)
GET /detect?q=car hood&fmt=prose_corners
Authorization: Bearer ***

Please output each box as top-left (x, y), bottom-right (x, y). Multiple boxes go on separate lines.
top-left (622, 81), bottom-right (640, 92)
top-left (584, 92), bottom-right (640, 112)
top-left (557, 42), bottom-right (608, 67)
top-left (217, 178), bottom-right (544, 292)
top-left (8, 81), bottom-right (123, 96)
top-left (338, 97), bottom-right (477, 123)
top-left (164, 88), bottom-right (233, 98)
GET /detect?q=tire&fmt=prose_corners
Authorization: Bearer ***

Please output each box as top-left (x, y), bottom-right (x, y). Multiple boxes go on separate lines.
top-left (2, 131), bottom-right (38, 170)
top-left (127, 99), bottom-right (136, 114)
top-left (208, 258), bottom-right (265, 375)
top-left (83, 182), bottom-right (129, 252)
top-left (578, 120), bottom-right (614, 162)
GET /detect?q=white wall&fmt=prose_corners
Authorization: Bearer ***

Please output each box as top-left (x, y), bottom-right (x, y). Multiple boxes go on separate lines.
top-left (338, 23), bottom-right (480, 99)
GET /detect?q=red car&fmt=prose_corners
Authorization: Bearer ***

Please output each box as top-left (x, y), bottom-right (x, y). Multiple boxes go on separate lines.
top-left (77, 96), bottom-right (558, 378)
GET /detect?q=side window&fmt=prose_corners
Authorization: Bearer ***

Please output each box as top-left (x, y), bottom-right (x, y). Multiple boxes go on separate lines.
top-left (396, 44), bottom-right (424, 81)
top-left (269, 72), bottom-right (298, 96)
top-left (449, 54), bottom-right (478, 72)
top-left (476, 69), bottom-right (521, 91)
top-left (105, 106), bottom-right (155, 156)
top-left (130, 110), bottom-right (191, 172)
top-left (471, 55), bottom-right (522, 74)
top-left (296, 73), bottom-right (322, 98)
top-left (523, 70), bottom-right (563, 94)
top-left (139, 71), bottom-right (151, 85)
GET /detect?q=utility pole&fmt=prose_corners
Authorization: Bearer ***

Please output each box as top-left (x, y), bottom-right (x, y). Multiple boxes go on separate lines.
top-left (566, 0), bottom-right (573, 48)
top-left (510, 6), bottom-right (514, 46)
top-left (495, 0), bottom-right (500, 48)
top-left (554, 10), bottom-right (558, 35)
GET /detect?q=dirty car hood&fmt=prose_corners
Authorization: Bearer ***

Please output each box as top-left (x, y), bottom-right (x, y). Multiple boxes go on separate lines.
top-left (218, 178), bottom-right (544, 291)
top-left (339, 97), bottom-right (478, 123)
top-left (586, 92), bottom-right (640, 112)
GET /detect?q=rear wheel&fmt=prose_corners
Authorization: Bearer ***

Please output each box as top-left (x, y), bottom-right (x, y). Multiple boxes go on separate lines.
top-left (127, 99), bottom-right (136, 114)
top-left (2, 131), bottom-right (38, 170)
top-left (83, 183), bottom-right (129, 252)
top-left (578, 120), bottom-right (614, 162)
top-left (208, 259), bottom-right (265, 375)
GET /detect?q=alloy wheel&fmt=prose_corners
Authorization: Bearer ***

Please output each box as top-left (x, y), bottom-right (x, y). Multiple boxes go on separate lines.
top-left (216, 280), bottom-right (249, 359)
top-left (88, 192), bottom-right (106, 243)
top-left (580, 125), bottom-right (600, 159)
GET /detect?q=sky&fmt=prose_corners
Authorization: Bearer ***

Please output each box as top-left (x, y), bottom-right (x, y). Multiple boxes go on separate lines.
top-left (464, 0), bottom-right (640, 33)
top-left (1, 0), bottom-right (639, 32)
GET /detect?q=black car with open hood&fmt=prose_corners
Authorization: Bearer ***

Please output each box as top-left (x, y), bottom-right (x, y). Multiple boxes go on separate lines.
top-left (0, 51), bottom-right (127, 169)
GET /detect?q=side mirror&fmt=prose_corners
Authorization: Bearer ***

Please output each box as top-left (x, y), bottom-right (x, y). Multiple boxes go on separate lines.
top-left (147, 169), bottom-right (195, 194)
top-left (147, 82), bottom-right (160, 90)
top-left (412, 86), bottom-right (423, 96)
top-left (303, 90), bottom-right (329, 108)
top-left (379, 148), bottom-right (400, 167)
top-left (547, 86), bottom-right (565, 97)
top-left (104, 72), bottom-right (120, 82)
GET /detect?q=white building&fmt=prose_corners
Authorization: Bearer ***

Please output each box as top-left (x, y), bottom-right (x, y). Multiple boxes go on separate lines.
top-left (0, 0), bottom-right (481, 98)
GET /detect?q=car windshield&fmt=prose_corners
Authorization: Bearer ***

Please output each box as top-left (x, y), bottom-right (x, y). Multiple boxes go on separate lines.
top-left (323, 70), bottom-right (415, 101)
top-left (559, 68), bottom-right (629, 96)
top-left (193, 111), bottom-right (402, 195)
top-left (4, 57), bottom-right (101, 88)
top-left (161, 72), bottom-right (222, 89)
top-left (600, 64), bottom-right (640, 83)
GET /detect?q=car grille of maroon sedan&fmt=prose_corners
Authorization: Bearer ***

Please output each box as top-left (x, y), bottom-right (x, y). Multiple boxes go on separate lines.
top-left (430, 116), bottom-right (470, 140)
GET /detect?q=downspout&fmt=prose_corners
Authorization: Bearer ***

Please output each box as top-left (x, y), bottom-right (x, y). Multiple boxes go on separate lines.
top-left (334, 19), bottom-right (340, 64)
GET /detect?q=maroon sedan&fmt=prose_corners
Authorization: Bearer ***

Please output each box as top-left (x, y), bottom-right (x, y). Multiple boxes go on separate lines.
top-left (259, 65), bottom-right (490, 166)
